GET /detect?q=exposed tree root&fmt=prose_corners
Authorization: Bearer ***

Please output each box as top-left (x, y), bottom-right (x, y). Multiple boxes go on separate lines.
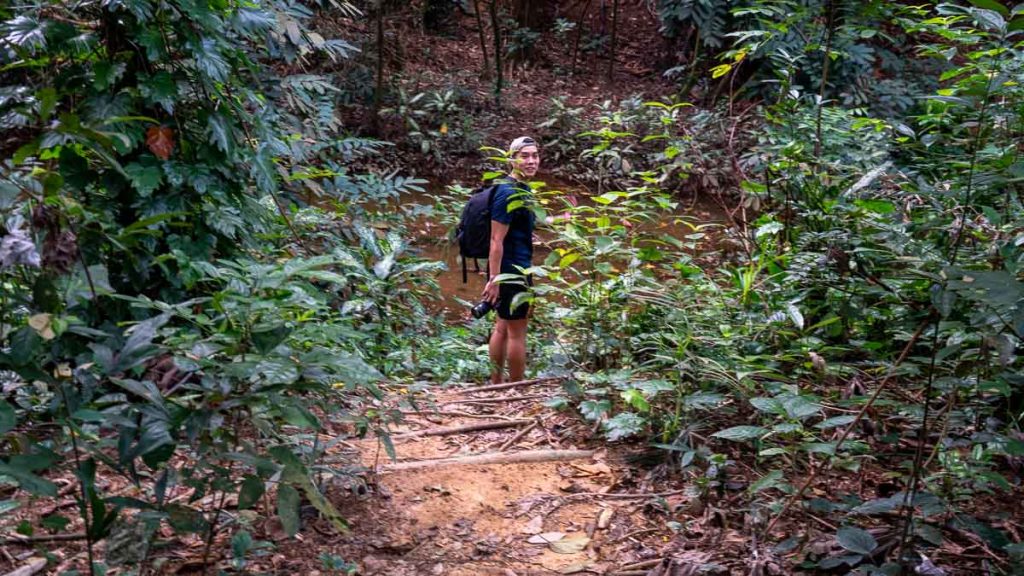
top-left (380, 449), bottom-right (595, 471)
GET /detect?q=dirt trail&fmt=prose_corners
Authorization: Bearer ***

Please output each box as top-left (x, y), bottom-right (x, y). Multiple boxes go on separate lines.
top-left (287, 378), bottom-right (708, 576)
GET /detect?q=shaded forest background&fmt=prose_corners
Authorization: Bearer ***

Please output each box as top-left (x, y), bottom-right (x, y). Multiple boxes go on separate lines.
top-left (2, 0), bottom-right (1024, 574)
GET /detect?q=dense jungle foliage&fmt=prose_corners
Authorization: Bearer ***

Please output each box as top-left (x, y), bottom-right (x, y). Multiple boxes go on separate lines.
top-left (1, 0), bottom-right (1024, 573)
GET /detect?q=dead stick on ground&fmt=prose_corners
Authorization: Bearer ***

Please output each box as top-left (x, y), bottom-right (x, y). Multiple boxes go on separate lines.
top-left (763, 317), bottom-right (931, 536)
top-left (391, 419), bottom-right (530, 439)
top-left (400, 410), bottom-right (517, 421)
top-left (380, 449), bottom-right (595, 471)
top-left (609, 528), bottom-right (660, 545)
top-left (2, 533), bottom-right (87, 545)
top-left (453, 376), bottom-right (562, 395)
top-left (564, 489), bottom-right (686, 500)
top-left (498, 420), bottom-right (539, 452)
top-left (2, 558), bottom-right (47, 576)
top-left (442, 394), bottom-right (548, 406)
top-left (616, 558), bottom-right (665, 572)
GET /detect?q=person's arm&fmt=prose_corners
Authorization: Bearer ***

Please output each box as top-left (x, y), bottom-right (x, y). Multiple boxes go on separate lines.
top-left (482, 221), bottom-right (509, 304)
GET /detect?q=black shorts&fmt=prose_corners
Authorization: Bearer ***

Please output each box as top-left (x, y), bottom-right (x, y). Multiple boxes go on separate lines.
top-left (496, 276), bottom-right (533, 320)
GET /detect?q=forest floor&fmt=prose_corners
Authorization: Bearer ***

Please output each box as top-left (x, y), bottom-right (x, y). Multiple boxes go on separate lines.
top-left (280, 378), bottom-right (752, 576)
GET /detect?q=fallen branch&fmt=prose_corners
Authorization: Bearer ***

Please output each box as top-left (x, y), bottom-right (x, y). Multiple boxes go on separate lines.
top-left (498, 420), bottom-right (540, 451)
top-left (400, 410), bottom-right (517, 421)
top-left (453, 376), bottom-right (562, 395)
top-left (3, 558), bottom-right (47, 576)
top-left (2, 533), bottom-right (87, 545)
top-left (380, 449), bottom-right (595, 471)
top-left (564, 489), bottom-right (685, 501)
top-left (391, 419), bottom-right (530, 439)
top-left (608, 527), bottom-right (660, 545)
top-left (442, 394), bottom-right (548, 406)
top-left (614, 558), bottom-right (665, 573)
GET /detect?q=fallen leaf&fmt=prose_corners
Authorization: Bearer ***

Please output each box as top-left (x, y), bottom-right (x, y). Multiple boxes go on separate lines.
top-left (597, 508), bottom-right (614, 529)
top-left (550, 534), bottom-right (590, 554)
top-left (28, 313), bottom-right (55, 340)
top-left (146, 126), bottom-right (175, 160)
top-left (572, 462), bottom-right (612, 476)
top-left (522, 515), bottom-right (544, 535)
top-left (527, 532), bottom-right (565, 544)
top-left (560, 563), bottom-right (593, 574)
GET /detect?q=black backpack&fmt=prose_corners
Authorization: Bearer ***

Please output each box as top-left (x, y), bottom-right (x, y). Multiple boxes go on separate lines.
top-left (455, 184), bottom-right (500, 283)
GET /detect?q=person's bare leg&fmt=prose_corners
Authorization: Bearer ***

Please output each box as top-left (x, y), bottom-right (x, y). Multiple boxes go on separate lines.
top-left (489, 319), bottom-right (509, 383)
top-left (505, 319), bottom-right (528, 383)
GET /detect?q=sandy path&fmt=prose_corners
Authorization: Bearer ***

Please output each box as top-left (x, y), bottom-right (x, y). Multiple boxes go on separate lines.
top-left (308, 378), bottom-right (680, 576)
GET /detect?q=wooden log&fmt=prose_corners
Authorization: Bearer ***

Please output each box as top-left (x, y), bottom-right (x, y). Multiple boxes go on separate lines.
top-left (380, 449), bottom-right (595, 471)
top-left (399, 410), bottom-right (516, 421)
top-left (454, 376), bottom-right (562, 395)
top-left (564, 489), bottom-right (686, 501)
top-left (1, 533), bottom-right (86, 545)
top-left (3, 558), bottom-right (47, 576)
top-left (442, 394), bottom-right (547, 406)
top-left (391, 419), bottom-right (530, 439)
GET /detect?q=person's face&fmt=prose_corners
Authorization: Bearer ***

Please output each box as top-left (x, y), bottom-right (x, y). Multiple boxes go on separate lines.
top-left (513, 145), bottom-right (540, 178)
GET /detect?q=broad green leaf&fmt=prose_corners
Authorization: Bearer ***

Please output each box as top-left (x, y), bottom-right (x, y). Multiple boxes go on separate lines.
top-left (815, 415), bottom-right (857, 429)
top-left (953, 514), bottom-right (1009, 549)
top-left (712, 426), bottom-right (768, 441)
top-left (604, 413), bottom-right (646, 441)
top-left (0, 449), bottom-right (58, 496)
top-left (750, 397), bottom-right (783, 415)
top-left (853, 199), bottom-right (895, 214)
top-left (0, 500), bottom-right (21, 515)
top-left (0, 401), bottom-right (15, 435)
top-left (124, 161), bottom-right (163, 196)
top-left (749, 470), bottom-right (786, 494)
top-left (851, 495), bottom-right (902, 515)
top-left (580, 400), bottom-right (611, 421)
top-left (836, 525), bottom-right (877, 555)
top-left (1006, 542), bottom-right (1024, 558)
top-left (683, 392), bottom-right (724, 409)
top-left (967, 0), bottom-right (1009, 16)
top-left (755, 221), bottom-right (783, 239)
top-left (594, 236), bottom-right (616, 255)
top-left (277, 485), bottom-right (301, 537)
top-left (971, 7), bottom-right (1007, 30)
top-left (238, 476), bottom-right (264, 510)
top-left (774, 423), bottom-right (803, 434)
top-left (787, 304), bottom-right (804, 329)
top-left (620, 389), bottom-right (650, 412)
top-left (1005, 439), bottom-right (1024, 456)
top-left (782, 395), bottom-right (821, 420)
top-left (231, 529), bottom-right (253, 567)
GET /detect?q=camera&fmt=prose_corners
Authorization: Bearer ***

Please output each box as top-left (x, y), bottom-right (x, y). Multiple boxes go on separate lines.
top-left (471, 300), bottom-right (493, 319)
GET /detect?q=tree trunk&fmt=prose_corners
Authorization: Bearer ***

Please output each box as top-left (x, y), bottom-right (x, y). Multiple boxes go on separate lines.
top-left (607, 0), bottom-right (619, 82)
top-left (570, 0), bottom-right (592, 77)
top-left (473, 0), bottom-right (492, 79)
top-left (373, 0), bottom-right (385, 131)
top-left (489, 0), bottom-right (504, 106)
top-left (814, 0), bottom-right (836, 161)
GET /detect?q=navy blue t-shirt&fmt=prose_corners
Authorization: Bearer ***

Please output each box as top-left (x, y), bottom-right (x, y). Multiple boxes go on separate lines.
top-left (490, 178), bottom-right (534, 274)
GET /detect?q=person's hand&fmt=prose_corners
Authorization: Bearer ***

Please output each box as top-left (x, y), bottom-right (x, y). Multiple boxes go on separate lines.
top-left (482, 278), bottom-right (500, 305)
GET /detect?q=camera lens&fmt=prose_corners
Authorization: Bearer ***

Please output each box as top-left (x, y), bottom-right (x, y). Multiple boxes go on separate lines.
top-left (471, 300), bottom-right (493, 319)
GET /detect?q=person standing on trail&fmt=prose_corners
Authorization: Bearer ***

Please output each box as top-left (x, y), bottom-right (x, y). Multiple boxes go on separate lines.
top-left (481, 136), bottom-right (540, 384)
